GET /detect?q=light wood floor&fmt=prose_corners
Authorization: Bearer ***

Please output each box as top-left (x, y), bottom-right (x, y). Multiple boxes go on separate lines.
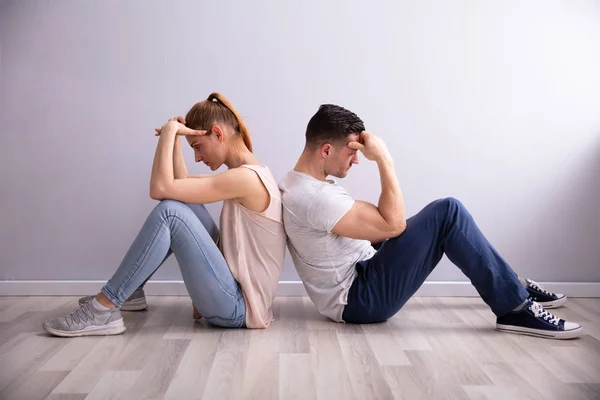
top-left (0, 296), bottom-right (598, 400)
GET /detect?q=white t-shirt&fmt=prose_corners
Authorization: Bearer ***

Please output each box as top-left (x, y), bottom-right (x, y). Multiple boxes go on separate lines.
top-left (279, 170), bottom-right (376, 322)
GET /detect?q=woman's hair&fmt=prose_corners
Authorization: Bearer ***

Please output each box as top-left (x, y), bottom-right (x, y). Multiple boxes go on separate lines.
top-left (185, 93), bottom-right (252, 152)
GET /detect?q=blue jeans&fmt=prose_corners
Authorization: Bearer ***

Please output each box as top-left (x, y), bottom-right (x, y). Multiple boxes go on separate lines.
top-left (101, 200), bottom-right (246, 328)
top-left (342, 197), bottom-right (529, 324)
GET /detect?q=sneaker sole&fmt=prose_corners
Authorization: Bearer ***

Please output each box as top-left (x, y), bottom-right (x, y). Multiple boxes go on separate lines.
top-left (496, 323), bottom-right (582, 340)
top-left (43, 319), bottom-right (126, 337)
top-left (537, 296), bottom-right (567, 309)
top-left (120, 297), bottom-right (148, 311)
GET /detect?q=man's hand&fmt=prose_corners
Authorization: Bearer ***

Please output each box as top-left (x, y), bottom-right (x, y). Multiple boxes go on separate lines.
top-left (348, 131), bottom-right (392, 163)
top-left (333, 131), bottom-right (406, 242)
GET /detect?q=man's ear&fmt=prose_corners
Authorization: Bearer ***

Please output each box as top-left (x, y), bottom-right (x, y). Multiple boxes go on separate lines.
top-left (320, 143), bottom-right (332, 158)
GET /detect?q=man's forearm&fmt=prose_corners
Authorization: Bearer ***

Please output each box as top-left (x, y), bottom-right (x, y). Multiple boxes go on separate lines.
top-left (376, 156), bottom-right (406, 232)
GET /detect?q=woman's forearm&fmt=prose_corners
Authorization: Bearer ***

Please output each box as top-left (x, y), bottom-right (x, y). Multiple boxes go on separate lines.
top-left (173, 136), bottom-right (189, 179)
top-left (150, 127), bottom-right (177, 198)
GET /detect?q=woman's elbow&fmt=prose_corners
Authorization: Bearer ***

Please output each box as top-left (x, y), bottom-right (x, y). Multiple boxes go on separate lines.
top-left (149, 184), bottom-right (166, 200)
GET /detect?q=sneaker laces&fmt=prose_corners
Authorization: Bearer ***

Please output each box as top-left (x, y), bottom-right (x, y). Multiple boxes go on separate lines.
top-left (65, 303), bottom-right (95, 326)
top-left (529, 301), bottom-right (560, 325)
top-left (527, 279), bottom-right (554, 296)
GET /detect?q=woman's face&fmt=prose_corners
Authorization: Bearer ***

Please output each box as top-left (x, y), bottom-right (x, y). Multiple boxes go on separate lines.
top-left (186, 126), bottom-right (228, 171)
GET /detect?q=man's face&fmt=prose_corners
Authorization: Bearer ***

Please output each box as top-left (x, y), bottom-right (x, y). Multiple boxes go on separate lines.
top-left (325, 133), bottom-right (361, 178)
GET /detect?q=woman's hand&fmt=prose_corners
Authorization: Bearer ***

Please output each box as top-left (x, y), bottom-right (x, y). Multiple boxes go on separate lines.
top-left (155, 116), bottom-right (206, 137)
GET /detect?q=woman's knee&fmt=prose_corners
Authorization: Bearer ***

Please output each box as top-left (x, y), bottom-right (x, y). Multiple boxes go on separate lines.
top-left (154, 199), bottom-right (186, 213)
top-left (151, 200), bottom-right (196, 226)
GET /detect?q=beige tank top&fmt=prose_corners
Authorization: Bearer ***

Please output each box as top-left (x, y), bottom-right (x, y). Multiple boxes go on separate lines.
top-left (219, 164), bottom-right (286, 328)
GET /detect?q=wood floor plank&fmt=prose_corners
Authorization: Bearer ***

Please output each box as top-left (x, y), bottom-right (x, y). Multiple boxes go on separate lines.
top-left (162, 297), bottom-right (196, 340)
top-left (438, 298), bottom-right (505, 363)
top-left (0, 370), bottom-right (69, 400)
top-left (363, 332), bottom-right (411, 366)
top-left (117, 339), bottom-right (190, 400)
top-left (84, 371), bottom-right (142, 400)
top-left (241, 329), bottom-right (280, 400)
top-left (579, 320), bottom-right (600, 341)
top-left (0, 297), bottom-right (41, 323)
top-left (45, 394), bottom-right (88, 400)
top-left (309, 329), bottom-right (356, 399)
top-left (417, 328), bottom-right (494, 386)
top-left (303, 297), bottom-right (337, 331)
top-left (49, 336), bottom-right (131, 395)
top-left (277, 297), bottom-right (310, 353)
top-left (513, 361), bottom-right (597, 400)
top-left (568, 298), bottom-right (600, 323)
top-left (462, 384), bottom-right (534, 400)
top-left (381, 366), bottom-right (429, 400)
top-left (337, 330), bottom-right (395, 399)
top-left (201, 329), bottom-right (251, 400)
top-left (163, 329), bottom-right (223, 400)
top-left (417, 296), bottom-right (465, 324)
top-left (572, 383), bottom-right (600, 400)
top-left (0, 297), bottom-right (72, 323)
top-left (279, 354), bottom-right (316, 400)
top-left (39, 336), bottom-right (104, 371)
top-left (553, 346), bottom-right (600, 383)
top-left (478, 362), bottom-right (543, 398)
top-left (112, 297), bottom-right (180, 371)
top-left (404, 350), bottom-right (472, 399)
top-left (388, 319), bottom-right (433, 352)
top-left (0, 333), bottom-right (67, 395)
top-left (508, 333), bottom-right (593, 383)
top-left (0, 297), bottom-right (19, 312)
top-left (0, 296), bottom-right (598, 400)
top-left (0, 298), bottom-right (74, 347)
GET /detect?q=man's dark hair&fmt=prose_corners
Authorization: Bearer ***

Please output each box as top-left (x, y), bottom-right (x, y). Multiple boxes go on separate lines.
top-left (305, 104), bottom-right (365, 148)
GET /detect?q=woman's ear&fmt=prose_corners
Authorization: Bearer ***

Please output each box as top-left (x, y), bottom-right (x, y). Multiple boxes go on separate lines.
top-left (211, 124), bottom-right (225, 143)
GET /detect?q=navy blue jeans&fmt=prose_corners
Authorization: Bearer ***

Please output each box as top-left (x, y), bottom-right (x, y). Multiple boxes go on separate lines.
top-left (342, 197), bottom-right (529, 324)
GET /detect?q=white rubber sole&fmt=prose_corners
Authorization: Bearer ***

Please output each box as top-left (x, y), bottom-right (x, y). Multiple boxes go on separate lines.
top-left (120, 297), bottom-right (148, 311)
top-left (496, 323), bottom-right (582, 340)
top-left (536, 295), bottom-right (567, 309)
top-left (43, 319), bottom-right (126, 337)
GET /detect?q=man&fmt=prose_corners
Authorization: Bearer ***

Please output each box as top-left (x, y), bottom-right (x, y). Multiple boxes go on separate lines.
top-left (279, 104), bottom-right (581, 339)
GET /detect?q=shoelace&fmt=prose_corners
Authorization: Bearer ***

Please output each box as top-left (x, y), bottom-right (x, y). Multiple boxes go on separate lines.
top-left (65, 303), bottom-right (96, 326)
top-left (528, 279), bottom-right (553, 296)
top-left (529, 301), bottom-right (560, 325)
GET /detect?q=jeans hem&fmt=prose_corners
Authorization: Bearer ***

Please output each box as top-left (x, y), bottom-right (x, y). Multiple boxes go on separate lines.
top-left (100, 286), bottom-right (122, 308)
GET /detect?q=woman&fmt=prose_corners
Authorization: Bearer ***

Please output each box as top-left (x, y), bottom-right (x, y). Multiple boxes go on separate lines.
top-left (43, 93), bottom-right (286, 336)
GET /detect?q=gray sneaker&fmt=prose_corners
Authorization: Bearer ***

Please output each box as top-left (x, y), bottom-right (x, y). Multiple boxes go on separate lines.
top-left (43, 300), bottom-right (126, 337)
top-left (79, 288), bottom-right (148, 311)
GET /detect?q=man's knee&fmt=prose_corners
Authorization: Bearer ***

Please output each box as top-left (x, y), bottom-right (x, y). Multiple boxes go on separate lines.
top-left (441, 197), bottom-right (463, 209)
top-left (432, 197), bottom-right (463, 210)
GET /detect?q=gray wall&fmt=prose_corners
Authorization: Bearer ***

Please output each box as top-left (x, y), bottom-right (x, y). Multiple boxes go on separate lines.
top-left (1, 0), bottom-right (599, 284)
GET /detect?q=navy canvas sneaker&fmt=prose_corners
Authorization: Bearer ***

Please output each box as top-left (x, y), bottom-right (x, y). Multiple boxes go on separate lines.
top-left (525, 279), bottom-right (567, 309)
top-left (497, 300), bottom-right (582, 340)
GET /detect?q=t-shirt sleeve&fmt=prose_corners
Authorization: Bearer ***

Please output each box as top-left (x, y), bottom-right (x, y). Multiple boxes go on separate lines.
top-left (307, 184), bottom-right (355, 232)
